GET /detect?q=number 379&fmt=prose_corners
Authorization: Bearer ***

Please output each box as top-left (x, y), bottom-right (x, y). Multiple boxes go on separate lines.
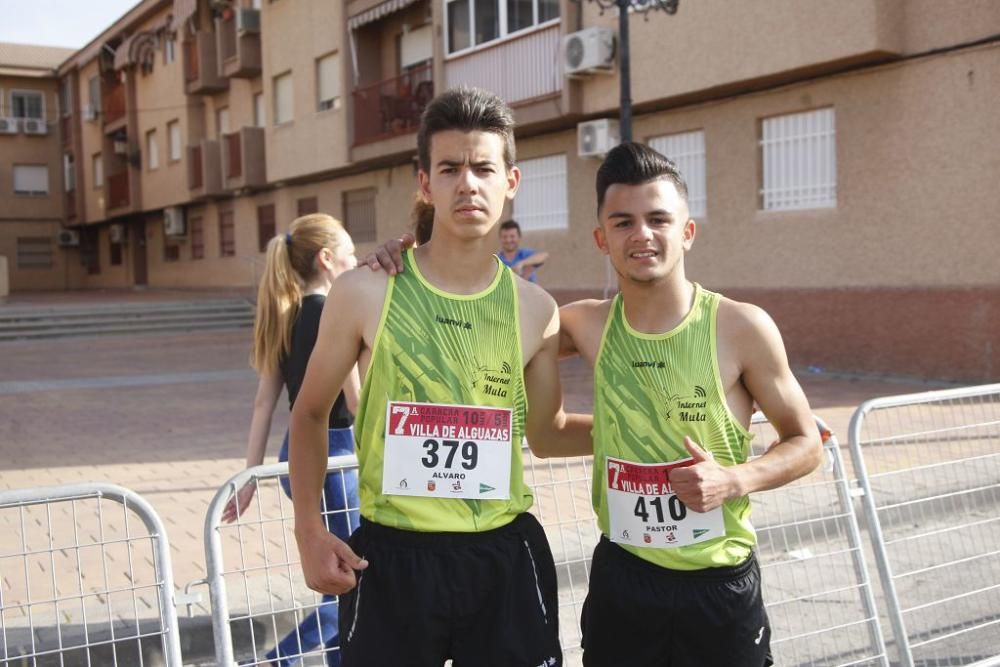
top-left (421, 439), bottom-right (478, 470)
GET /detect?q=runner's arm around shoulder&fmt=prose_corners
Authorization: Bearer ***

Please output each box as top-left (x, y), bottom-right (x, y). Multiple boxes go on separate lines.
top-left (289, 269), bottom-right (372, 593)
top-left (729, 303), bottom-right (823, 495)
top-left (523, 291), bottom-right (593, 458)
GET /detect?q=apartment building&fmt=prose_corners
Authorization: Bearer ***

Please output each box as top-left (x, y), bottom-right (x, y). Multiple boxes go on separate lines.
top-left (3, 0), bottom-right (999, 380)
top-left (0, 42), bottom-right (77, 292)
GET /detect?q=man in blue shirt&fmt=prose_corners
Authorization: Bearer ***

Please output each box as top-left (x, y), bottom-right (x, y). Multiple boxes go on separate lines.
top-left (497, 220), bottom-right (548, 283)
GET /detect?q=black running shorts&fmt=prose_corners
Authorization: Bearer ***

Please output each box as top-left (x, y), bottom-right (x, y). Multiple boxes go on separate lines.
top-left (338, 512), bottom-right (562, 667)
top-left (581, 536), bottom-right (772, 667)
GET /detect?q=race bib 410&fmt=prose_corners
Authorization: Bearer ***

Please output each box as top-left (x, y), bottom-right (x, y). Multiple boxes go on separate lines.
top-left (606, 456), bottom-right (725, 548)
top-left (382, 401), bottom-right (513, 500)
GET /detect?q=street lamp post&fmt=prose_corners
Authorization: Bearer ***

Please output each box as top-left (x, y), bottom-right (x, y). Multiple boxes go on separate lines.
top-left (579, 0), bottom-right (679, 142)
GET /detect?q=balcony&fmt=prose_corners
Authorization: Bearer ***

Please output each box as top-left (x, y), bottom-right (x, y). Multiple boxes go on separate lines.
top-left (217, 10), bottom-right (261, 79)
top-left (187, 140), bottom-right (223, 198)
top-left (352, 63), bottom-right (433, 146)
top-left (103, 82), bottom-right (127, 127)
top-left (60, 115), bottom-right (72, 146)
top-left (184, 31), bottom-right (228, 95)
top-left (107, 170), bottom-right (130, 211)
top-left (445, 24), bottom-right (561, 107)
top-left (222, 127), bottom-right (266, 190)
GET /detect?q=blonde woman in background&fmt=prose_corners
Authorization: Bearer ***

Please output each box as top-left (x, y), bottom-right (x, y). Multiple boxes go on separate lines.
top-left (224, 214), bottom-right (359, 667)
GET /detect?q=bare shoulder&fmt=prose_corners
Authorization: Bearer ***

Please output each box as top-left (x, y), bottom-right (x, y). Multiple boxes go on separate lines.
top-left (328, 266), bottom-right (391, 327)
top-left (561, 298), bottom-right (613, 327)
top-left (717, 295), bottom-right (780, 340)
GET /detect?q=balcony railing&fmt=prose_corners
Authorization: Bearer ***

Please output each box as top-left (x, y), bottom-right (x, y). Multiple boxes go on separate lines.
top-left (352, 63), bottom-right (433, 146)
top-left (60, 115), bottom-right (72, 146)
top-left (189, 144), bottom-right (203, 189)
top-left (103, 83), bottom-right (126, 125)
top-left (222, 127), bottom-right (265, 189)
top-left (108, 171), bottom-right (130, 210)
top-left (184, 39), bottom-right (199, 82)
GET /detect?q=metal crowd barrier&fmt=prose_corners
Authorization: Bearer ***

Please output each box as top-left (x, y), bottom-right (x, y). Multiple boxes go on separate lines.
top-left (201, 455), bottom-right (359, 666)
top-left (849, 383), bottom-right (1000, 667)
top-left (751, 414), bottom-right (887, 667)
top-left (0, 483), bottom-right (182, 666)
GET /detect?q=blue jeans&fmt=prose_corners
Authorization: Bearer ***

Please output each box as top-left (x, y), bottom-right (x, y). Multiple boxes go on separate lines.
top-left (269, 428), bottom-right (359, 667)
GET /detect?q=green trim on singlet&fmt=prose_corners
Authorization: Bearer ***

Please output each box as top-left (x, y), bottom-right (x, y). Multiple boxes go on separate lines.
top-left (592, 284), bottom-right (756, 570)
top-left (354, 249), bottom-right (531, 532)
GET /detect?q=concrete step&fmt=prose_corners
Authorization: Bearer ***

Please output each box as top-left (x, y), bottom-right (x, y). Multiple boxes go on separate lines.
top-left (0, 299), bottom-right (255, 341)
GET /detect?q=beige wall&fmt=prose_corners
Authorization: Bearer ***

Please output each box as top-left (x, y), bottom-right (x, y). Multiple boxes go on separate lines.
top-left (75, 59), bottom-right (108, 223)
top-left (134, 7), bottom-right (191, 211)
top-left (0, 221), bottom-right (73, 291)
top-left (262, 0), bottom-right (350, 181)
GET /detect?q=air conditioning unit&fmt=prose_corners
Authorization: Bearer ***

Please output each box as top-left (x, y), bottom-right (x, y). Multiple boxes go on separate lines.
top-left (563, 27), bottom-right (615, 77)
top-left (21, 118), bottom-right (49, 135)
top-left (236, 8), bottom-right (261, 33)
top-left (108, 224), bottom-right (126, 244)
top-left (113, 139), bottom-right (129, 154)
top-left (0, 117), bottom-right (17, 134)
top-left (57, 229), bottom-right (81, 247)
top-left (82, 104), bottom-right (99, 122)
top-left (164, 206), bottom-right (186, 237)
top-left (578, 118), bottom-right (620, 158)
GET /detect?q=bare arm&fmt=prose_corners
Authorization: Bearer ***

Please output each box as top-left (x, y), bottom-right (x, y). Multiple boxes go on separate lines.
top-left (514, 251), bottom-right (549, 277)
top-left (342, 365), bottom-right (361, 415)
top-left (222, 370), bottom-right (283, 523)
top-left (523, 297), bottom-right (593, 458)
top-left (362, 233), bottom-right (415, 275)
top-left (669, 305), bottom-right (822, 512)
top-left (290, 272), bottom-right (371, 593)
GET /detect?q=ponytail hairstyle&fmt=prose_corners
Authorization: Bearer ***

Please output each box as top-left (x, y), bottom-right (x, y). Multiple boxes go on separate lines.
top-left (411, 193), bottom-right (435, 245)
top-left (250, 213), bottom-right (349, 373)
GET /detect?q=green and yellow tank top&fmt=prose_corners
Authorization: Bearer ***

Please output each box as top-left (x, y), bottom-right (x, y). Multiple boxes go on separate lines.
top-left (592, 283), bottom-right (755, 570)
top-left (354, 249), bottom-right (532, 532)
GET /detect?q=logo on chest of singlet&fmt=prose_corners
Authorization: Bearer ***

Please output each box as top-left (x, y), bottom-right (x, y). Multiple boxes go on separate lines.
top-left (662, 384), bottom-right (710, 422)
top-left (469, 360), bottom-right (513, 398)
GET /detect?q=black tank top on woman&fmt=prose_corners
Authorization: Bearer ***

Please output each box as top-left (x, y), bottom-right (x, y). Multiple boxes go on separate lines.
top-left (279, 294), bottom-right (353, 429)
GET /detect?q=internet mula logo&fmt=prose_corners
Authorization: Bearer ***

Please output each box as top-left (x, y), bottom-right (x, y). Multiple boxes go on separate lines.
top-left (500, 361), bottom-right (512, 375)
top-left (694, 385), bottom-right (706, 398)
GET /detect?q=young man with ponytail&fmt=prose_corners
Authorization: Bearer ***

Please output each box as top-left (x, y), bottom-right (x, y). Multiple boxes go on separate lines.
top-left (226, 214), bottom-right (360, 666)
top-left (288, 87), bottom-right (590, 667)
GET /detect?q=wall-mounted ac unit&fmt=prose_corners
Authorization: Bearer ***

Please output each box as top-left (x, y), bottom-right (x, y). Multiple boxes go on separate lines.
top-left (236, 8), bottom-right (261, 33)
top-left (57, 229), bottom-right (80, 247)
top-left (164, 206), bottom-right (186, 237)
top-left (578, 118), bottom-right (620, 158)
top-left (108, 224), bottom-right (126, 244)
top-left (82, 104), bottom-right (99, 122)
top-left (0, 117), bottom-right (17, 134)
top-left (563, 27), bottom-right (615, 77)
top-left (21, 118), bottom-right (49, 135)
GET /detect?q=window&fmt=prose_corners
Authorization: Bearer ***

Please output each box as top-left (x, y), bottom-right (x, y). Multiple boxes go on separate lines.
top-left (257, 204), bottom-right (276, 252)
top-left (216, 107), bottom-right (230, 137)
top-left (164, 242), bottom-right (180, 262)
top-left (13, 165), bottom-right (49, 195)
top-left (164, 37), bottom-right (176, 65)
top-left (316, 53), bottom-right (340, 112)
top-left (343, 188), bottom-right (377, 242)
top-left (167, 120), bottom-right (182, 161)
top-left (146, 129), bottom-right (159, 170)
top-left (446, 0), bottom-right (559, 54)
top-left (11, 90), bottom-right (44, 119)
top-left (297, 196), bottom-right (318, 216)
top-left (219, 210), bottom-right (235, 256)
top-left (253, 92), bottom-right (265, 127)
top-left (759, 107), bottom-right (836, 211)
top-left (190, 216), bottom-right (204, 259)
top-left (514, 154), bottom-right (568, 230)
top-left (63, 154), bottom-right (75, 192)
top-left (110, 237), bottom-right (123, 266)
top-left (59, 79), bottom-right (71, 116)
top-left (93, 153), bottom-right (103, 188)
top-left (16, 237), bottom-right (54, 270)
top-left (87, 76), bottom-right (100, 113)
top-left (649, 130), bottom-right (706, 219)
top-left (400, 25), bottom-right (433, 69)
top-left (273, 72), bottom-right (293, 125)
